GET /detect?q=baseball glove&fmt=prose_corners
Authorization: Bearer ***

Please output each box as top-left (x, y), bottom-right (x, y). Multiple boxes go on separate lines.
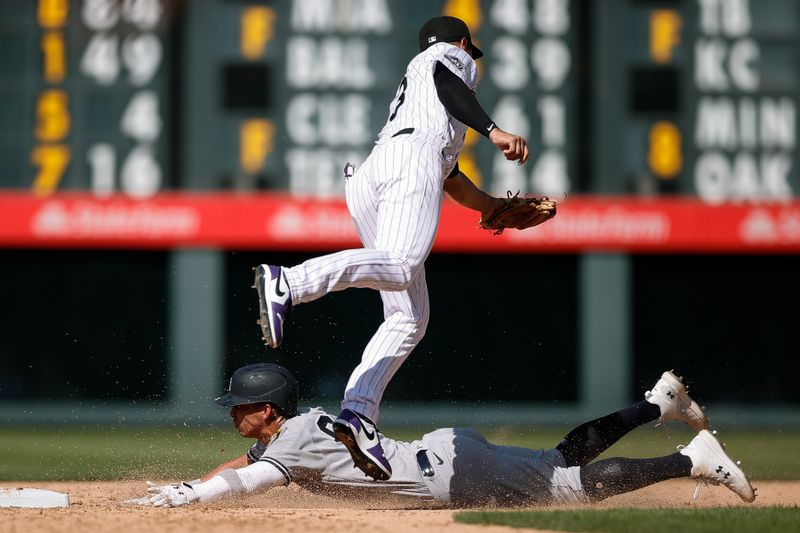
top-left (479, 191), bottom-right (558, 235)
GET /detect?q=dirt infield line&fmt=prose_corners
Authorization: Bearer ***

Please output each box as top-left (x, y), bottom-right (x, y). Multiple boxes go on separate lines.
top-left (0, 480), bottom-right (795, 533)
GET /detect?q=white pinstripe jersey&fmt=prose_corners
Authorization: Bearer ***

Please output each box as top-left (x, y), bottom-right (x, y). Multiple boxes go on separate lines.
top-left (377, 43), bottom-right (479, 165)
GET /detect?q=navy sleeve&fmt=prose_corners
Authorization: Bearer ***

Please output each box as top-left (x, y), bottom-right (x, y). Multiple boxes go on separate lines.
top-left (434, 61), bottom-right (496, 137)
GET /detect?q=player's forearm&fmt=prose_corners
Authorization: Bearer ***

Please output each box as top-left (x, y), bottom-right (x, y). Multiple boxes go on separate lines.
top-left (444, 172), bottom-right (502, 219)
top-left (200, 454), bottom-right (249, 482)
top-left (192, 460), bottom-right (290, 504)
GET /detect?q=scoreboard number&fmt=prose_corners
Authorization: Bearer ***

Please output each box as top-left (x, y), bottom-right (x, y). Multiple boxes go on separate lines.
top-left (31, 145), bottom-right (71, 196)
top-left (87, 143), bottom-right (116, 197)
top-left (122, 33), bottom-right (163, 86)
top-left (487, 0), bottom-right (574, 197)
top-left (648, 121), bottom-right (683, 179)
top-left (81, 33), bottom-right (120, 85)
top-left (78, 0), bottom-right (166, 198)
top-left (35, 90), bottom-right (71, 143)
top-left (120, 91), bottom-right (162, 143)
top-left (120, 144), bottom-right (162, 198)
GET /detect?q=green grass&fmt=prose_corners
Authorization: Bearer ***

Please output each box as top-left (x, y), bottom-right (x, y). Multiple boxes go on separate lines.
top-left (454, 508), bottom-right (800, 532)
top-left (0, 424), bottom-right (245, 481)
top-left (1, 424), bottom-right (799, 481)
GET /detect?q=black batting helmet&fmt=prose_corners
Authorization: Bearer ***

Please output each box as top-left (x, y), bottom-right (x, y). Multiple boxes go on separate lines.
top-left (215, 363), bottom-right (299, 417)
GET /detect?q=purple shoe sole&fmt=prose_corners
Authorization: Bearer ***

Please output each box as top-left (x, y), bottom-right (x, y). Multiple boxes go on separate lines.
top-left (332, 421), bottom-right (391, 481)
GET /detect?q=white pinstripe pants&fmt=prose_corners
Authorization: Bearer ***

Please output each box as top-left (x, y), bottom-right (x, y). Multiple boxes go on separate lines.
top-left (283, 134), bottom-right (445, 422)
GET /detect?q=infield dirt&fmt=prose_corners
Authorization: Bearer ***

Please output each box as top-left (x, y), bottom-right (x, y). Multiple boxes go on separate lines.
top-left (1, 480), bottom-right (797, 533)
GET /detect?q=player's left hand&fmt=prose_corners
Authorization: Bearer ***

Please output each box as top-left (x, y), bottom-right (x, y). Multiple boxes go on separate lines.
top-left (479, 196), bottom-right (507, 225)
top-left (479, 191), bottom-right (558, 235)
top-left (145, 481), bottom-right (199, 507)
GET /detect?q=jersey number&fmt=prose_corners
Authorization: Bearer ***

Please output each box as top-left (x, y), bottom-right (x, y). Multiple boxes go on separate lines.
top-left (316, 415), bottom-right (337, 440)
top-left (388, 76), bottom-right (408, 121)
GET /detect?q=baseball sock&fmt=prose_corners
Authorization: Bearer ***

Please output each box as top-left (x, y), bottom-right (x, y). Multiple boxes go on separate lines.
top-left (555, 400), bottom-right (661, 467)
top-left (580, 454), bottom-right (693, 502)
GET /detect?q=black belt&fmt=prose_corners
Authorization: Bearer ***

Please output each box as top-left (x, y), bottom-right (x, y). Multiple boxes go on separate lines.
top-left (392, 127), bottom-right (415, 138)
top-left (416, 449), bottom-right (435, 477)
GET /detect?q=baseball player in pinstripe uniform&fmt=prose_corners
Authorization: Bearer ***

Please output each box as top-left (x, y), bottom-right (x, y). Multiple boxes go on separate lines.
top-left (133, 364), bottom-right (755, 508)
top-left (254, 16), bottom-right (530, 482)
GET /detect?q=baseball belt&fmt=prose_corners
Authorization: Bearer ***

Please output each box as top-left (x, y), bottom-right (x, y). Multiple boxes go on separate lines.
top-left (416, 449), bottom-right (435, 477)
top-left (391, 127), bottom-right (415, 138)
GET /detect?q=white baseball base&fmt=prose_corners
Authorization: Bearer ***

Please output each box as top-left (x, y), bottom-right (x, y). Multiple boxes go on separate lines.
top-left (0, 488), bottom-right (70, 508)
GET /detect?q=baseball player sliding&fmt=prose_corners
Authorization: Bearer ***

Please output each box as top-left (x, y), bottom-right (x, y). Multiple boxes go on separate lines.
top-left (128, 363), bottom-right (756, 508)
top-left (255, 16), bottom-right (533, 482)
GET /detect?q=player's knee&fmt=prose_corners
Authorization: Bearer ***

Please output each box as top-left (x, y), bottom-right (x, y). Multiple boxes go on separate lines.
top-left (580, 458), bottom-right (629, 502)
top-left (385, 252), bottom-right (423, 289)
top-left (414, 312), bottom-right (430, 338)
top-left (391, 310), bottom-right (429, 339)
top-left (397, 261), bottom-right (420, 289)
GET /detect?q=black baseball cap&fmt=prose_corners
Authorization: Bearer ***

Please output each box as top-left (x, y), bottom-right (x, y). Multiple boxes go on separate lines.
top-left (418, 16), bottom-right (484, 59)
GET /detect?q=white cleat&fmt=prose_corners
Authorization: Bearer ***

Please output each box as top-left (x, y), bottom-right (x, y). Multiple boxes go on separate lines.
top-left (678, 429), bottom-right (756, 503)
top-left (645, 370), bottom-right (709, 431)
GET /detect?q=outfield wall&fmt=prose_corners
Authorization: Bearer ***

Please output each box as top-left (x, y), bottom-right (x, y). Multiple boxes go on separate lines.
top-left (2, 238), bottom-right (798, 426)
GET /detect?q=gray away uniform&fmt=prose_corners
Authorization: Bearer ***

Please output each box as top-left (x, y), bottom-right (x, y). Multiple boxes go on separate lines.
top-left (247, 407), bottom-right (587, 507)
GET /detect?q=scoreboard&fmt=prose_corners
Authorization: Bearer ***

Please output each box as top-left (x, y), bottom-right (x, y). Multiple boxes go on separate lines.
top-left (686, 0), bottom-right (799, 203)
top-left (181, 0), bottom-right (582, 198)
top-left (618, 0), bottom-right (799, 203)
top-left (0, 0), bottom-right (582, 199)
top-left (470, 0), bottom-right (579, 197)
top-left (0, 0), bottom-right (174, 197)
top-left (0, 0), bottom-right (798, 203)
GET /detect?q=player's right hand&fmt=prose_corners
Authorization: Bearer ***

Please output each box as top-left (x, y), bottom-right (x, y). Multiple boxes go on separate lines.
top-left (489, 128), bottom-right (529, 165)
top-left (145, 480), bottom-right (200, 507)
top-left (122, 481), bottom-right (169, 506)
